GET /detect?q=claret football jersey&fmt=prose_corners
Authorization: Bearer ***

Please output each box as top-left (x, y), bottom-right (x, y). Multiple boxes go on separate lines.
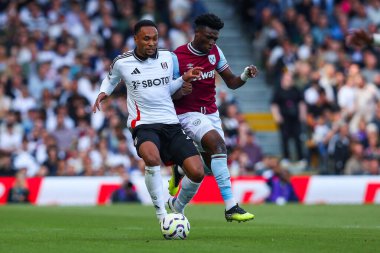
top-left (173, 42), bottom-right (229, 115)
top-left (100, 49), bottom-right (181, 128)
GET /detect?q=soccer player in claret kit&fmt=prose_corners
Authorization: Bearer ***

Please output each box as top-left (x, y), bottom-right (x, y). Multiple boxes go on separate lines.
top-left (93, 20), bottom-right (205, 225)
top-left (167, 13), bottom-right (258, 222)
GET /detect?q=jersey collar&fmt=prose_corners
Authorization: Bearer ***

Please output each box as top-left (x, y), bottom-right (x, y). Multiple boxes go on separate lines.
top-left (133, 48), bottom-right (159, 62)
top-left (188, 42), bottom-right (206, 56)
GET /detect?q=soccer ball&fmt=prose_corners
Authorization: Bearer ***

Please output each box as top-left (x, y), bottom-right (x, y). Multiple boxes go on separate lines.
top-left (160, 213), bottom-right (190, 240)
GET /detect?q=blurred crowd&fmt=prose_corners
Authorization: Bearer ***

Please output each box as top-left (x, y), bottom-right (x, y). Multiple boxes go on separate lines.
top-left (0, 0), bottom-right (210, 178)
top-left (1, 0), bottom-right (380, 181)
top-left (235, 0), bottom-right (380, 175)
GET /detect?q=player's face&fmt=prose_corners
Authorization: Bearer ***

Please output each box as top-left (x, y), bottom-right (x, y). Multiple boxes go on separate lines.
top-left (134, 26), bottom-right (158, 58)
top-left (194, 26), bottom-right (219, 53)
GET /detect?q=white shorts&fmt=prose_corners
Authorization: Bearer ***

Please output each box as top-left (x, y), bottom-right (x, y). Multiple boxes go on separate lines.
top-left (177, 111), bottom-right (224, 152)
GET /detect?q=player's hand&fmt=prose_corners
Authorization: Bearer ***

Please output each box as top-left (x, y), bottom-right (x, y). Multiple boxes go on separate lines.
top-left (181, 82), bottom-right (192, 96)
top-left (182, 67), bottom-right (203, 82)
top-left (246, 65), bottom-right (258, 78)
top-left (92, 92), bottom-right (108, 113)
top-left (346, 29), bottom-right (373, 48)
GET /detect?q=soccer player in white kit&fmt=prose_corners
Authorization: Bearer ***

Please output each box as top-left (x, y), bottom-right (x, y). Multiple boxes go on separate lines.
top-left (93, 20), bottom-right (204, 224)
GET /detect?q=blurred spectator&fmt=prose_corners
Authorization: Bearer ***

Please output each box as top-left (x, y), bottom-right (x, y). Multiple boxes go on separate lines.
top-left (364, 123), bottom-right (380, 157)
top-left (327, 123), bottom-right (351, 174)
top-left (27, 61), bottom-right (55, 100)
top-left (262, 156), bottom-right (299, 204)
top-left (111, 178), bottom-right (140, 203)
top-left (311, 115), bottom-right (331, 170)
top-left (228, 147), bottom-right (250, 176)
top-left (349, 75), bottom-right (378, 133)
top-left (318, 64), bottom-right (336, 103)
top-left (239, 130), bottom-right (263, 172)
top-left (267, 38), bottom-right (297, 86)
top-left (50, 107), bottom-right (78, 153)
top-left (363, 154), bottom-right (380, 175)
top-left (222, 104), bottom-right (240, 152)
top-left (271, 72), bottom-right (306, 164)
top-left (13, 137), bottom-right (41, 177)
top-left (7, 171), bottom-right (30, 203)
top-left (344, 141), bottom-right (365, 175)
top-left (216, 87), bottom-right (237, 118)
top-left (0, 110), bottom-right (23, 154)
top-left (12, 85), bottom-right (37, 120)
top-left (349, 4), bottom-right (370, 30)
top-left (371, 103), bottom-right (380, 133)
top-left (0, 84), bottom-right (11, 120)
top-left (337, 73), bottom-right (356, 117)
top-left (362, 51), bottom-right (378, 83)
top-left (40, 145), bottom-right (61, 176)
top-left (311, 13), bottom-right (330, 46)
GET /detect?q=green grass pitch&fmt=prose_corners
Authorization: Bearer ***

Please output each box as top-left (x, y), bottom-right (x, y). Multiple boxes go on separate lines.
top-left (0, 204), bottom-right (379, 253)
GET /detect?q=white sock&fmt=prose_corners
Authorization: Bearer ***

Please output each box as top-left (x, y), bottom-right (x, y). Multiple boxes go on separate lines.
top-left (145, 165), bottom-right (167, 221)
top-left (174, 176), bottom-right (201, 213)
top-left (211, 154), bottom-right (236, 210)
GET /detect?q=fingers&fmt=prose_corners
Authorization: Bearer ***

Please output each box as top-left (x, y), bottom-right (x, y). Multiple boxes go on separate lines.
top-left (92, 101), bottom-right (99, 113)
top-left (183, 67), bottom-right (203, 82)
top-left (192, 66), bottom-right (203, 71)
top-left (248, 65), bottom-right (258, 77)
top-left (191, 67), bottom-right (203, 76)
top-left (92, 93), bottom-right (107, 113)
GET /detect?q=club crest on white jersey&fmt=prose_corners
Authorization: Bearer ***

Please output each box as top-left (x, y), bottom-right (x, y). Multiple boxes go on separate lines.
top-left (161, 62), bottom-right (168, 69)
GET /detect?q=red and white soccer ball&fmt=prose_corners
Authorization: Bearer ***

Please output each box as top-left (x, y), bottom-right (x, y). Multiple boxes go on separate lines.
top-left (160, 213), bottom-right (190, 240)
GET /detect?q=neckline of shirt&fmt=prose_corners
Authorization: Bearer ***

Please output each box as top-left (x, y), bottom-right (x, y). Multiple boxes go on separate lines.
top-left (133, 48), bottom-right (159, 62)
top-left (188, 42), bottom-right (207, 56)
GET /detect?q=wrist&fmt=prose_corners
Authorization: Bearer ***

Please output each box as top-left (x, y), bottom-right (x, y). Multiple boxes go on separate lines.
top-left (180, 75), bottom-right (188, 83)
top-left (240, 67), bottom-right (249, 82)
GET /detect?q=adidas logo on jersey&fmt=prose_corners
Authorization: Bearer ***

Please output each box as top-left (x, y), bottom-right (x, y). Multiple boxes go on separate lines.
top-left (131, 68), bottom-right (141, 75)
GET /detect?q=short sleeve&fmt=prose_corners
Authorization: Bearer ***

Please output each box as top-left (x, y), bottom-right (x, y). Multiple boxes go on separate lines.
top-left (216, 45), bottom-right (229, 73)
top-left (171, 52), bottom-right (181, 79)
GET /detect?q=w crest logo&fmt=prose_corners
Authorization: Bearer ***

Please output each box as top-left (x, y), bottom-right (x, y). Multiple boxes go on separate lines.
top-left (208, 54), bottom-right (216, 65)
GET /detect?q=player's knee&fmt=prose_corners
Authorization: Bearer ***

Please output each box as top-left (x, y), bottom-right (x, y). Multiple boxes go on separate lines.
top-left (208, 141), bottom-right (226, 155)
top-left (190, 163), bottom-right (204, 183)
top-left (203, 135), bottom-right (226, 154)
top-left (143, 155), bottom-right (161, 166)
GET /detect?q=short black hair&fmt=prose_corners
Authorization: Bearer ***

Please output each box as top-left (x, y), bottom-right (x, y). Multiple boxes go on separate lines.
top-left (194, 13), bottom-right (224, 30)
top-left (134, 19), bottom-right (157, 35)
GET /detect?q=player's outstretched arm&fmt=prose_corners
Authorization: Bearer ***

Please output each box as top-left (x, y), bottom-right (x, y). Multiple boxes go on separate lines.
top-left (92, 92), bottom-right (109, 113)
top-left (220, 65), bottom-right (258, 90)
top-left (346, 29), bottom-right (377, 48)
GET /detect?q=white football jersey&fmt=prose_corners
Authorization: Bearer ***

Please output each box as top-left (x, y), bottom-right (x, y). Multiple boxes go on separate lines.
top-left (100, 49), bottom-right (183, 128)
